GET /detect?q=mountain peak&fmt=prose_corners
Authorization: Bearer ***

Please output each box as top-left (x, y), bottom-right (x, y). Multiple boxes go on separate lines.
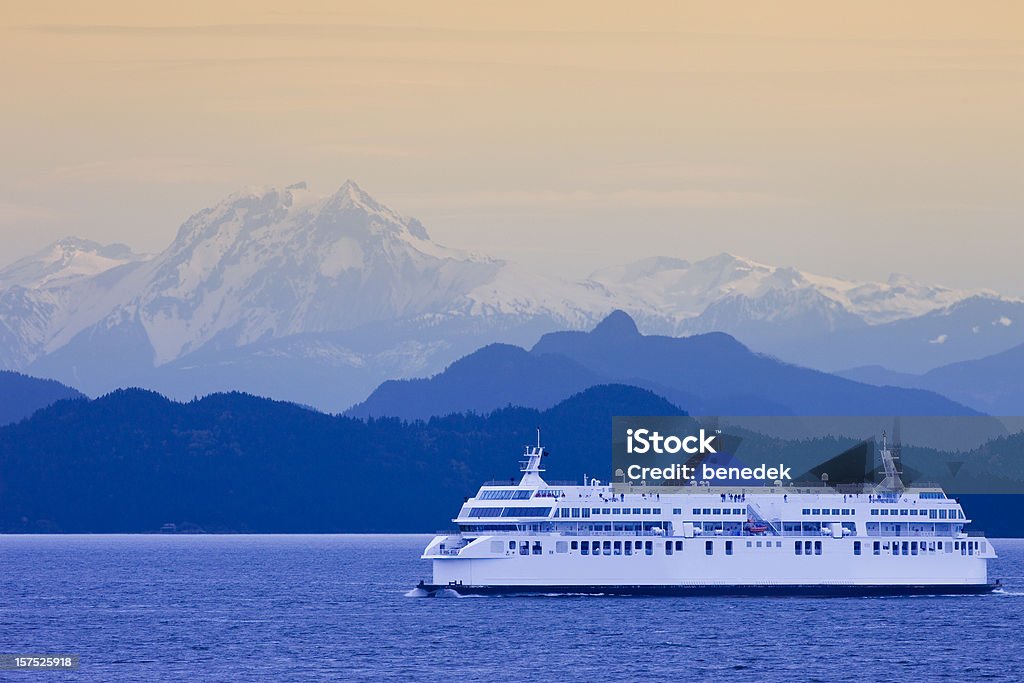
top-left (591, 310), bottom-right (640, 339)
top-left (0, 236), bottom-right (147, 290)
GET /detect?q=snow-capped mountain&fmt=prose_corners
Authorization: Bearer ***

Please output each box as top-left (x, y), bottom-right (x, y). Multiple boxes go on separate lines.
top-left (0, 238), bottom-right (150, 368)
top-left (0, 180), bottom-right (1017, 410)
top-left (113, 180), bottom-right (510, 364)
top-left (0, 237), bottom-right (148, 291)
top-left (587, 253), bottom-right (991, 331)
top-left (5, 182), bottom-right (628, 406)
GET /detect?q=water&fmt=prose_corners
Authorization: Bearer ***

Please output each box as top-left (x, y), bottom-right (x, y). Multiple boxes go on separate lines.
top-left (2, 535), bottom-right (1023, 682)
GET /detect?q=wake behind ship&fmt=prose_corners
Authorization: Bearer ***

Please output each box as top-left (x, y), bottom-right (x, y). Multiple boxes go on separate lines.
top-left (417, 433), bottom-right (998, 596)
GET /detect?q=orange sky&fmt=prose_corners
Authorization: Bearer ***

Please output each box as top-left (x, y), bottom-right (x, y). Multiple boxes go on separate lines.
top-left (2, 1), bottom-right (1022, 290)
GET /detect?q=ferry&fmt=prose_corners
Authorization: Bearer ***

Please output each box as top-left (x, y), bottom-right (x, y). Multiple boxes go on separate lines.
top-left (417, 432), bottom-right (998, 596)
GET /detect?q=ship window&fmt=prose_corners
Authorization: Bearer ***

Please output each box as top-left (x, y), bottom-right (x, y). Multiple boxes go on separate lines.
top-left (602, 508), bottom-right (611, 515)
top-left (509, 541), bottom-right (516, 550)
top-left (467, 508), bottom-right (503, 518)
top-left (725, 541), bottom-right (733, 556)
top-left (693, 508), bottom-right (701, 515)
top-left (556, 541), bottom-right (568, 553)
top-left (871, 509), bottom-right (878, 516)
top-left (624, 542), bottom-right (633, 556)
top-left (571, 508), bottom-right (580, 518)
top-left (832, 509), bottom-right (840, 515)
top-left (747, 541), bottom-right (752, 548)
top-left (805, 541), bottom-right (813, 555)
top-left (902, 541), bottom-right (909, 555)
top-left (581, 541), bottom-right (589, 555)
top-left (632, 508), bottom-right (641, 514)
top-left (479, 490), bottom-right (514, 500)
top-left (939, 510), bottom-right (947, 519)
top-left (591, 508), bottom-right (600, 514)
top-left (706, 541), bottom-right (714, 556)
top-left (802, 508), bottom-right (810, 515)
top-left (532, 541), bottom-right (542, 555)
top-left (909, 510), bottom-right (917, 516)
top-left (880, 509), bottom-right (888, 516)
top-left (665, 541), bottom-right (673, 555)
top-left (612, 508), bottom-right (621, 514)
top-left (502, 507), bottom-right (551, 518)
top-left (582, 508), bottom-right (591, 518)
top-left (513, 490), bottom-right (533, 500)
top-left (854, 541), bottom-right (862, 556)
top-left (900, 509), bottom-right (909, 516)
top-left (614, 541), bottom-right (622, 555)
top-left (795, 541), bottom-right (802, 555)
top-left (756, 541), bottom-right (761, 548)
top-left (675, 541), bottom-right (684, 551)
top-left (645, 541), bottom-right (653, 556)
top-left (643, 508), bottom-right (652, 514)
top-left (603, 541), bottom-right (612, 556)
top-left (929, 510), bottom-right (937, 519)
top-left (937, 541), bottom-right (944, 551)
top-left (713, 508), bottom-right (721, 514)
top-left (519, 542), bottom-right (529, 556)
top-left (635, 541), bottom-right (642, 550)
top-left (653, 508), bottom-right (662, 514)
top-left (776, 542), bottom-right (782, 548)
top-left (814, 541), bottom-right (822, 555)
top-left (812, 509), bottom-right (820, 515)
top-left (873, 541), bottom-right (880, 555)
top-left (570, 541), bottom-right (578, 550)
top-left (673, 508), bottom-right (682, 515)
top-left (911, 542), bottom-right (919, 555)
top-left (893, 543), bottom-right (900, 556)
top-left (702, 508), bottom-right (711, 514)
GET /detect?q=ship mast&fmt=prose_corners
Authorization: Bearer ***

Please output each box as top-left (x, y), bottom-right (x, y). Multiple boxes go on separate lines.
top-left (876, 429), bottom-right (905, 492)
top-left (519, 428), bottom-right (548, 487)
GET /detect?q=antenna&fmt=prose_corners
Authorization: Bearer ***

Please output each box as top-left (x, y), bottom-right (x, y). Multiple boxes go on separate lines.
top-left (537, 427), bottom-right (541, 449)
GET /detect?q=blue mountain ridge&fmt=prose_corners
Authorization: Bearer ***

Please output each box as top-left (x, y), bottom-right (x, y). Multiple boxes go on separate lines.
top-left (349, 310), bottom-right (981, 420)
top-left (0, 370), bottom-right (84, 426)
top-left (840, 340), bottom-right (1024, 415)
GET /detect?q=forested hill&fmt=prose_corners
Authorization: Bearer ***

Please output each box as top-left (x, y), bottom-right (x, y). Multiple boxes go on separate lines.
top-left (1, 383), bottom-right (1017, 535)
top-left (0, 384), bottom-right (678, 533)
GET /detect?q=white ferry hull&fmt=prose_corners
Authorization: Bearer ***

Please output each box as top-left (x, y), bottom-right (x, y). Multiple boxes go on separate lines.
top-left (424, 535), bottom-right (993, 595)
top-left (416, 580), bottom-right (998, 597)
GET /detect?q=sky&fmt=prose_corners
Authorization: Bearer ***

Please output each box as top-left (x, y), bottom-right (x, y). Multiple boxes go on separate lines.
top-left (1, 1), bottom-right (1022, 292)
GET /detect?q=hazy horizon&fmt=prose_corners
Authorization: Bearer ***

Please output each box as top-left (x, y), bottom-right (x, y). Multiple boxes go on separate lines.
top-left (2, 2), bottom-right (1022, 292)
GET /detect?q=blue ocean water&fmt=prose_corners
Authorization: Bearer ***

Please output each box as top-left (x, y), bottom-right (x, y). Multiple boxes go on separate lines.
top-left (1, 535), bottom-right (1023, 682)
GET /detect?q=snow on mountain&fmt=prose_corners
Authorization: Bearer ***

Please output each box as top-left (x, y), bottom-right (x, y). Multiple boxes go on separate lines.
top-left (587, 253), bottom-right (999, 338)
top-left (114, 180), bottom-right (508, 364)
top-left (0, 237), bottom-right (148, 291)
top-left (0, 238), bottom-right (150, 367)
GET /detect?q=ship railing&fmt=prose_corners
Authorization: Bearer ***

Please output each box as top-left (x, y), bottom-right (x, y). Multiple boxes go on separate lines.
top-left (481, 480), bottom-right (579, 486)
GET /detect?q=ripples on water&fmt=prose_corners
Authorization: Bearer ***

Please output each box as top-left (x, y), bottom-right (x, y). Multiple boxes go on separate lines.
top-left (1, 535), bottom-right (1023, 681)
